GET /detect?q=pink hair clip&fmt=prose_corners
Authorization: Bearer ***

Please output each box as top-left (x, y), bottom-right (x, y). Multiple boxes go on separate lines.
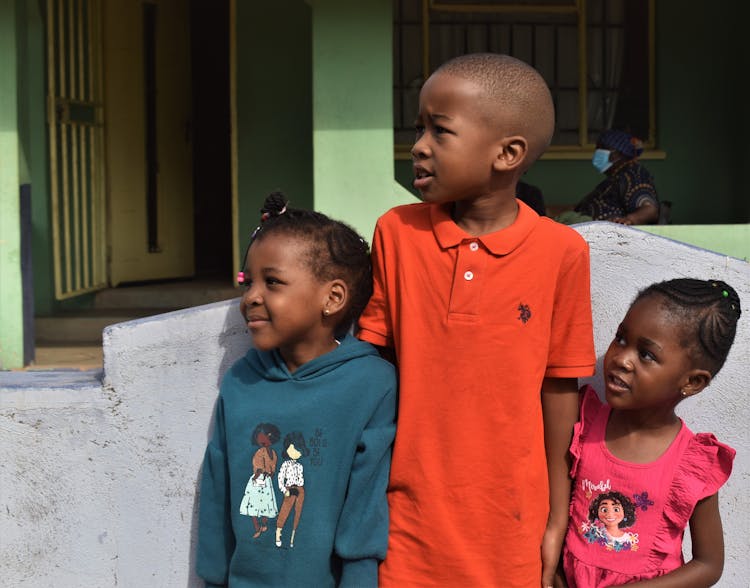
top-left (237, 271), bottom-right (245, 284)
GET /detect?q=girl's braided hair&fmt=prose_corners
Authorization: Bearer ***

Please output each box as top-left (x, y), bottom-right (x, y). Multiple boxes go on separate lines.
top-left (634, 278), bottom-right (741, 376)
top-left (241, 192), bottom-right (372, 339)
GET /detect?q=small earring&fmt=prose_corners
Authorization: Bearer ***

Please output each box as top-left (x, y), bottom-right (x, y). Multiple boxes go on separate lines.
top-left (323, 309), bottom-right (330, 316)
top-left (680, 390), bottom-right (688, 397)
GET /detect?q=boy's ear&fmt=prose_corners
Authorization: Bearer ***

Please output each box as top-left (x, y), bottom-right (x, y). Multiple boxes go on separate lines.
top-left (493, 136), bottom-right (528, 172)
top-left (680, 369), bottom-right (712, 398)
top-left (323, 279), bottom-right (348, 317)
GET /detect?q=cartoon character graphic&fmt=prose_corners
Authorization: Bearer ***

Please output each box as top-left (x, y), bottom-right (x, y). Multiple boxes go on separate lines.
top-left (580, 491), bottom-right (639, 552)
top-left (239, 423), bottom-right (281, 539)
top-left (275, 431), bottom-right (309, 548)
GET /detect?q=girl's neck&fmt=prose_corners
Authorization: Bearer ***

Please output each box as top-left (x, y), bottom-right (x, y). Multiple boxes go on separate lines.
top-left (605, 408), bottom-right (682, 464)
top-left (280, 337), bottom-right (340, 374)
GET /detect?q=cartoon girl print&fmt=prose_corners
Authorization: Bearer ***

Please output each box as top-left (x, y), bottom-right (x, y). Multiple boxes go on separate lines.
top-left (275, 431), bottom-right (309, 548)
top-left (239, 423), bottom-right (281, 539)
top-left (580, 491), bottom-right (639, 552)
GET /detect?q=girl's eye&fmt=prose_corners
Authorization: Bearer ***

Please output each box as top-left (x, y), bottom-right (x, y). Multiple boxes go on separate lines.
top-left (613, 334), bottom-right (626, 346)
top-left (638, 349), bottom-right (656, 362)
top-left (415, 124), bottom-right (425, 137)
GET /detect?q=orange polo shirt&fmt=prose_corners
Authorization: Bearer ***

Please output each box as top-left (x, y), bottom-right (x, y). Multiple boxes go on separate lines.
top-left (358, 201), bottom-right (595, 587)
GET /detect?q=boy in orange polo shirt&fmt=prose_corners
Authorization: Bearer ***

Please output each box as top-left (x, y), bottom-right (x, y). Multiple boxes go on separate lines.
top-left (358, 53), bottom-right (595, 587)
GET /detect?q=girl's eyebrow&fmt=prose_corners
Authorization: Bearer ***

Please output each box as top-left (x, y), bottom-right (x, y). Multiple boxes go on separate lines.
top-left (637, 336), bottom-right (663, 352)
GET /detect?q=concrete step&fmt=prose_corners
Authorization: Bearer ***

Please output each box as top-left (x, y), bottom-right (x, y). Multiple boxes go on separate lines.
top-left (35, 309), bottom-right (172, 344)
top-left (94, 279), bottom-right (239, 310)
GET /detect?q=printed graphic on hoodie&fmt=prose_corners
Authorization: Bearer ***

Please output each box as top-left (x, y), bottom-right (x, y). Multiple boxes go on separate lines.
top-left (275, 431), bottom-right (310, 548)
top-left (239, 423), bottom-right (281, 539)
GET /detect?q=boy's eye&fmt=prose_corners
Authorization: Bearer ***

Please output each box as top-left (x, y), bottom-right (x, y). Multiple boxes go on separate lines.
top-left (434, 125), bottom-right (448, 134)
top-left (638, 349), bottom-right (656, 362)
top-left (415, 124), bottom-right (425, 137)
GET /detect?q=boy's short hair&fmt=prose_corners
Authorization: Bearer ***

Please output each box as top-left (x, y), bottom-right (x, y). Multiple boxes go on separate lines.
top-left (434, 53), bottom-right (555, 167)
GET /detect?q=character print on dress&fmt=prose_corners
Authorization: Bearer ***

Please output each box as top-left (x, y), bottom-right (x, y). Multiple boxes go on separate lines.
top-left (578, 488), bottom-right (642, 553)
top-left (275, 431), bottom-right (310, 549)
top-left (239, 423), bottom-right (281, 539)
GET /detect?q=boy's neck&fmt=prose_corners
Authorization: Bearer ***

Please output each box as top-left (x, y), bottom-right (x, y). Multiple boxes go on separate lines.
top-left (451, 194), bottom-right (519, 236)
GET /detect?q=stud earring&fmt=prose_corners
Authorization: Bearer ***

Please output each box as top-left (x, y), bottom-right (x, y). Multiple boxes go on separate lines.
top-left (680, 390), bottom-right (688, 398)
top-left (323, 309), bottom-right (330, 316)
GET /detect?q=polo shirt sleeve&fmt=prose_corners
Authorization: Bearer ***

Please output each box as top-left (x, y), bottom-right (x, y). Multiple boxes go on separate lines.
top-left (358, 219), bottom-right (393, 349)
top-left (545, 237), bottom-right (596, 378)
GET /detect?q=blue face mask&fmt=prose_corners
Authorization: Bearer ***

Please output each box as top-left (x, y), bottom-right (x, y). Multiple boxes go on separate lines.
top-left (592, 148), bottom-right (613, 173)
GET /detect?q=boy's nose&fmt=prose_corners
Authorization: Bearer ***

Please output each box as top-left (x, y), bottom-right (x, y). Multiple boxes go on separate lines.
top-left (411, 136), bottom-right (430, 160)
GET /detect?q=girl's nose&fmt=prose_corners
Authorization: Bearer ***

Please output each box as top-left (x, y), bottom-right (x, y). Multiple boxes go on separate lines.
top-left (614, 351), bottom-right (634, 371)
top-left (242, 285), bottom-right (262, 307)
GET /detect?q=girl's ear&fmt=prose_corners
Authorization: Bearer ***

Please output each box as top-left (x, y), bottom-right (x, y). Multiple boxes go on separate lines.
top-left (493, 136), bottom-right (528, 172)
top-left (323, 279), bottom-right (348, 317)
top-left (681, 369), bottom-right (712, 398)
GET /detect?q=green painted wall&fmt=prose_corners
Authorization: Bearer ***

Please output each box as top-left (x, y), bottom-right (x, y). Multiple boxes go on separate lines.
top-left (311, 0), bottom-right (412, 242)
top-left (235, 0), bottom-right (313, 252)
top-left (0, 0), bottom-right (22, 368)
top-left (397, 1), bottom-right (746, 226)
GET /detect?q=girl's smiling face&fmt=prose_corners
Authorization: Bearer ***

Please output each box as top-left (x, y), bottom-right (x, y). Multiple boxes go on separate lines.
top-left (598, 499), bottom-right (624, 530)
top-left (239, 234), bottom-right (337, 372)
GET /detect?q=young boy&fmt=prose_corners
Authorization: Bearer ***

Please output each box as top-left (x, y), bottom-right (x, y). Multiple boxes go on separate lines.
top-left (358, 53), bottom-right (596, 587)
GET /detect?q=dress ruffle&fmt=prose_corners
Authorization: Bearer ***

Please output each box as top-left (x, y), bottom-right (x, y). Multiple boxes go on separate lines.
top-left (569, 385), bottom-right (604, 480)
top-left (650, 432), bottom-right (736, 564)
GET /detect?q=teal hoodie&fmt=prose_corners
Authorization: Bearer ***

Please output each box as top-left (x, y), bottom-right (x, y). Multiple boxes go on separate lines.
top-left (197, 335), bottom-right (397, 587)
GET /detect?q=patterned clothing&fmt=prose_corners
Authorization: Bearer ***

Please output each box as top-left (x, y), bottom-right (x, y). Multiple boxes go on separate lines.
top-left (575, 159), bottom-right (658, 221)
top-left (563, 386), bottom-right (735, 587)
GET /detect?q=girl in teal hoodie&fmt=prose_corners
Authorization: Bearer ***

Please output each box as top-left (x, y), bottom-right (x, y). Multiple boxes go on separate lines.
top-left (197, 193), bottom-right (397, 587)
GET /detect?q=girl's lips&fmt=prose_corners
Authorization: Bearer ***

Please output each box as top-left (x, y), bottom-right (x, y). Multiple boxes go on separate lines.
top-left (606, 373), bottom-right (630, 393)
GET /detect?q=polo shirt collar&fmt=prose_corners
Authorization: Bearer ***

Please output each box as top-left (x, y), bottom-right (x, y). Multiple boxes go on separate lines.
top-left (430, 200), bottom-right (538, 255)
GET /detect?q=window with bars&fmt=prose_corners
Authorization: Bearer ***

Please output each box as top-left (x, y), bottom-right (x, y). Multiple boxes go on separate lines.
top-left (393, 0), bottom-right (654, 156)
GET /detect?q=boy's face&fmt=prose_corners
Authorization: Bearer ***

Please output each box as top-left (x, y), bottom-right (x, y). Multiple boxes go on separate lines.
top-left (412, 72), bottom-right (502, 204)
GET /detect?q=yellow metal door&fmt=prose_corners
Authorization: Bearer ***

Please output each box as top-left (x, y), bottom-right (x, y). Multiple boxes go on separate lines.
top-left (103, 0), bottom-right (193, 285)
top-left (47, 0), bottom-right (108, 299)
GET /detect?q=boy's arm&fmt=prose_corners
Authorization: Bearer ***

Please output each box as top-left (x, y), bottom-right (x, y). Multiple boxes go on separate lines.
top-left (541, 376), bottom-right (579, 588)
top-left (620, 493), bottom-right (725, 587)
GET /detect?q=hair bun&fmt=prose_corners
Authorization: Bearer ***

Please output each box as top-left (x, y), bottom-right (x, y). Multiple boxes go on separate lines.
top-left (261, 191), bottom-right (289, 216)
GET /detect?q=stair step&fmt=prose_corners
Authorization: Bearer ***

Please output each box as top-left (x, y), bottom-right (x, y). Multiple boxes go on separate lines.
top-left (94, 280), bottom-right (239, 310)
top-left (35, 309), bottom-right (174, 344)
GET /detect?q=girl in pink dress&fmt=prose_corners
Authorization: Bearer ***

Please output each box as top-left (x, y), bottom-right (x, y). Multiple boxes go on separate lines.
top-left (561, 278), bottom-right (740, 587)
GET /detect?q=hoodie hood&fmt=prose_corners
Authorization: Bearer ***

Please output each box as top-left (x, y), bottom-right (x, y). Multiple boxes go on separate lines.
top-left (243, 334), bottom-right (379, 382)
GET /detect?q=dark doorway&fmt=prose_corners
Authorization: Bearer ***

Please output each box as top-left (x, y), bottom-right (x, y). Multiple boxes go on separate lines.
top-left (190, 0), bottom-right (232, 279)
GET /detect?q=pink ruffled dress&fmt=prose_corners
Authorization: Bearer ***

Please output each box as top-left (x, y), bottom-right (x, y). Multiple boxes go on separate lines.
top-left (563, 386), bottom-right (735, 587)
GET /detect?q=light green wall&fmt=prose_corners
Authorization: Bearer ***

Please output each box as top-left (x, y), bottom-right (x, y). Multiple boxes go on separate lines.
top-left (311, 0), bottom-right (412, 242)
top-left (0, 0), bottom-right (22, 368)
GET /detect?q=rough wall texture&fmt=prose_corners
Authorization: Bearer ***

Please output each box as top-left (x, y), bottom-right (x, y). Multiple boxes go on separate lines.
top-left (0, 223), bottom-right (748, 586)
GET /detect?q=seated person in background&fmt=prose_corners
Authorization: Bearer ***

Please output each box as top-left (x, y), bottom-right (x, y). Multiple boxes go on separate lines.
top-left (558, 129), bottom-right (659, 225)
top-left (517, 179), bottom-right (546, 216)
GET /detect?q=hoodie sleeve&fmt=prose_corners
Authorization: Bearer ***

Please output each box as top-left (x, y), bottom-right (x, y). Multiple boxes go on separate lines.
top-left (334, 382), bottom-right (397, 587)
top-left (196, 396), bottom-right (235, 587)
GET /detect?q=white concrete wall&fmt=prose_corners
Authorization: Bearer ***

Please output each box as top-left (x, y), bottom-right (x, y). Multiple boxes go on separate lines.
top-left (1, 222), bottom-right (748, 586)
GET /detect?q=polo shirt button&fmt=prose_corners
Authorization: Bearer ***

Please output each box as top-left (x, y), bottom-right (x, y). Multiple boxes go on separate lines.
top-left (464, 271), bottom-right (474, 281)
top-left (469, 242), bottom-right (479, 251)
